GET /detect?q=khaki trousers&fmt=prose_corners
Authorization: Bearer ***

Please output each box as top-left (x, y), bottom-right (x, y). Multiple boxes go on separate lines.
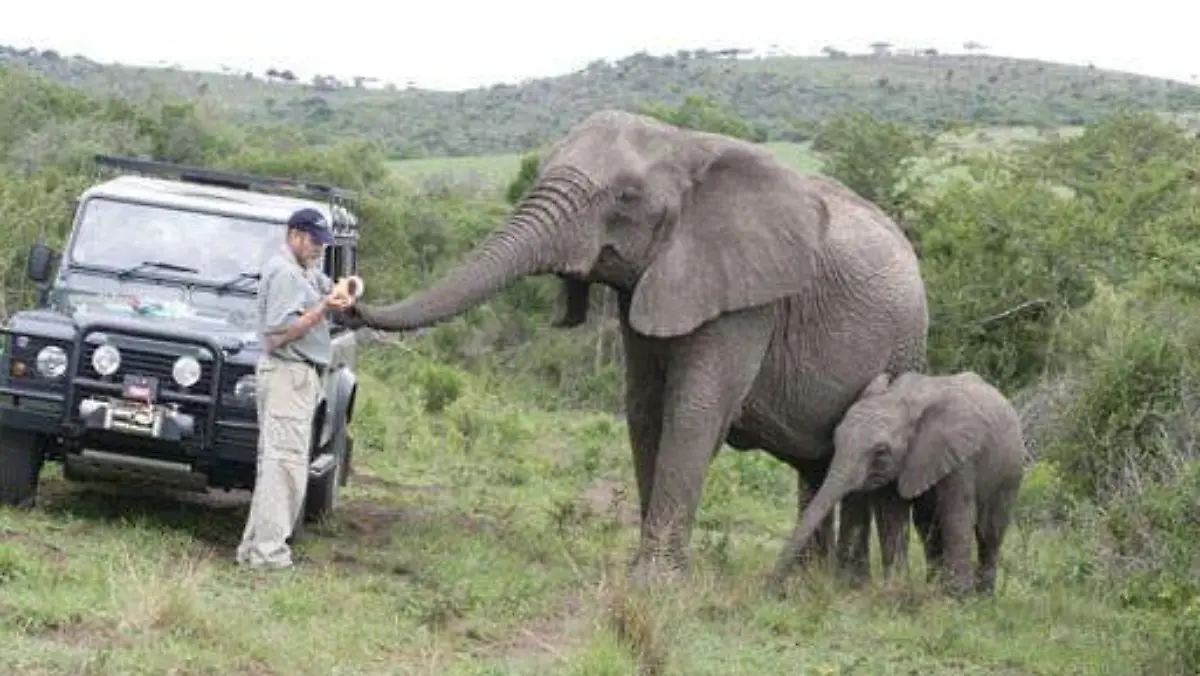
top-left (236, 356), bottom-right (320, 568)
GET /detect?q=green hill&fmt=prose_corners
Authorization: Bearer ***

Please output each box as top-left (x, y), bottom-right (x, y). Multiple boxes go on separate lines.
top-left (4, 43), bottom-right (1200, 158)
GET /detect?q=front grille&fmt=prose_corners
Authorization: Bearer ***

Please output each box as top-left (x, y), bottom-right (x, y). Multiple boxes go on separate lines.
top-left (78, 342), bottom-right (215, 395)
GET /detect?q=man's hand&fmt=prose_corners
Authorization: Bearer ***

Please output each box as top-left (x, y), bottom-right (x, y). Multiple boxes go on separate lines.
top-left (329, 275), bottom-right (363, 309)
top-left (326, 291), bottom-right (352, 310)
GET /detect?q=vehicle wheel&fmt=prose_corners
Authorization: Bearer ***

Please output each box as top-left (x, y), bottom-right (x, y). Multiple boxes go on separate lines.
top-left (0, 428), bottom-right (45, 508)
top-left (303, 424), bottom-right (347, 524)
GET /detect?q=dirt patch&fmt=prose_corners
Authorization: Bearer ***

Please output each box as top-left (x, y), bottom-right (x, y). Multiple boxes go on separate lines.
top-left (316, 547), bottom-right (418, 578)
top-left (0, 529), bottom-right (69, 563)
top-left (475, 594), bottom-right (592, 668)
top-left (581, 478), bottom-right (639, 528)
top-left (15, 612), bottom-right (126, 651)
top-left (350, 472), bottom-right (451, 495)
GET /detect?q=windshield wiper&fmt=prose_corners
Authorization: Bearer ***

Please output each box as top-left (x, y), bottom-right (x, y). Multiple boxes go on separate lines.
top-left (214, 272), bottom-right (261, 293)
top-left (117, 260), bottom-right (200, 280)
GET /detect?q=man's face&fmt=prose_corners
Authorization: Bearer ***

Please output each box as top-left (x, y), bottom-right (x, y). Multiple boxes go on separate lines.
top-left (287, 229), bottom-right (325, 268)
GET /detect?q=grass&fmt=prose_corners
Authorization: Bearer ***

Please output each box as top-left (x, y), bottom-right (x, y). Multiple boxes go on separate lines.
top-left (389, 153), bottom-right (527, 190)
top-left (0, 345), bottom-right (1184, 674)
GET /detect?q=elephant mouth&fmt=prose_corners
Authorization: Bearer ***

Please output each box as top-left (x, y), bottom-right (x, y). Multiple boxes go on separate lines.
top-left (589, 246), bottom-right (641, 291)
top-left (860, 476), bottom-right (889, 492)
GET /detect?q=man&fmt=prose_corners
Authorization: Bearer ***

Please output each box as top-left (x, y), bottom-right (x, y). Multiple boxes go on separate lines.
top-left (236, 206), bottom-right (353, 570)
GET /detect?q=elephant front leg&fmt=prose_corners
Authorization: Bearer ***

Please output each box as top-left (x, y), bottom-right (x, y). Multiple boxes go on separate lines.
top-left (630, 308), bottom-right (773, 586)
top-left (619, 321), bottom-right (667, 553)
top-left (836, 492), bottom-right (873, 586)
top-left (912, 492), bottom-right (943, 582)
top-left (872, 484), bottom-right (912, 580)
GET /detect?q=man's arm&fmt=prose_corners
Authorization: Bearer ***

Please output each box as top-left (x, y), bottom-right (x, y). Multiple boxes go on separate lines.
top-left (313, 269), bottom-right (334, 295)
top-left (315, 269), bottom-right (354, 322)
top-left (262, 268), bottom-right (329, 351)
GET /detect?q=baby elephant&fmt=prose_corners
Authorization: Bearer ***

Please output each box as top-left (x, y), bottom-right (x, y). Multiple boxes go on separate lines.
top-left (769, 370), bottom-right (1025, 596)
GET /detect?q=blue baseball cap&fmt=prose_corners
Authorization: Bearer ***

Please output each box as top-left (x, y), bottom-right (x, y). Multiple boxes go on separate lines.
top-left (287, 207), bottom-right (334, 245)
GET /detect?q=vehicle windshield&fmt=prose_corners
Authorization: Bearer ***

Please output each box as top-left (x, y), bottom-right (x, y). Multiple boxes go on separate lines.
top-left (67, 197), bottom-right (287, 283)
top-left (54, 277), bottom-right (263, 334)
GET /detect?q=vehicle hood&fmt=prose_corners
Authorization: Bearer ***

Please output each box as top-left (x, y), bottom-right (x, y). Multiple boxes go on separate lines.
top-left (7, 301), bottom-right (263, 357)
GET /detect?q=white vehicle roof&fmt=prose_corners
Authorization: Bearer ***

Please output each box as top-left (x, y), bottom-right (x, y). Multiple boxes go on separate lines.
top-left (78, 175), bottom-right (359, 233)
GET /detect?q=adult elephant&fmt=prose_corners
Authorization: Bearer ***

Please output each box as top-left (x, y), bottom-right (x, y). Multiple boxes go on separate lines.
top-left (343, 110), bottom-right (928, 585)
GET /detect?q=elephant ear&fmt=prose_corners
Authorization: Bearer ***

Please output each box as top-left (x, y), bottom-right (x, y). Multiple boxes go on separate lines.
top-left (628, 140), bottom-right (831, 337)
top-left (896, 392), bottom-right (984, 499)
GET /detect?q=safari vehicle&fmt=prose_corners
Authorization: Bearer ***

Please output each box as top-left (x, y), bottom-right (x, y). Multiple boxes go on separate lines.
top-left (0, 154), bottom-right (360, 523)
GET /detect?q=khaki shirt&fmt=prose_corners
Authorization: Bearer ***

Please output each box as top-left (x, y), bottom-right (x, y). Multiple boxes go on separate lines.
top-left (257, 243), bottom-right (333, 367)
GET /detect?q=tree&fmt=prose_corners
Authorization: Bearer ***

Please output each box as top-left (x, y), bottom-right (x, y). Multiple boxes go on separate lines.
top-left (814, 111), bottom-right (935, 226)
top-left (505, 152), bottom-right (541, 205)
top-left (638, 95), bottom-right (766, 142)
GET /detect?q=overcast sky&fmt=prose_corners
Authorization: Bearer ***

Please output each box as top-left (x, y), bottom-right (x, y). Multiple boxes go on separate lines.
top-left (3, 1), bottom-right (1198, 90)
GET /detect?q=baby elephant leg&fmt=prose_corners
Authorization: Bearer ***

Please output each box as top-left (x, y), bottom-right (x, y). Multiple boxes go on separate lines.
top-left (931, 474), bottom-right (977, 598)
top-left (974, 482), bottom-right (1019, 596)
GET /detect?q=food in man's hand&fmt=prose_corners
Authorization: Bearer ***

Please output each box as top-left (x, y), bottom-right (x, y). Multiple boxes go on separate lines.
top-left (331, 275), bottom-right (364, 303)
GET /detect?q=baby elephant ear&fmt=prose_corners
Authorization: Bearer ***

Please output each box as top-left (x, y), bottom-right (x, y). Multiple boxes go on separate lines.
top-left (897, 394), bottom-right (985, 499)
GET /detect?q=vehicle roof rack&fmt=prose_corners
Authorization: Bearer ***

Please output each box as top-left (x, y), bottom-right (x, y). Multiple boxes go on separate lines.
top-left (92, 154), bottom-right (361, 237)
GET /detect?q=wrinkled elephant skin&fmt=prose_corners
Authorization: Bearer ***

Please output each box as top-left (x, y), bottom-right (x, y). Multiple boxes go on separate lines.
top-left (770, 371), bottom-right (1027, 597)
top-left (345, 110), bottom-right (930, 586)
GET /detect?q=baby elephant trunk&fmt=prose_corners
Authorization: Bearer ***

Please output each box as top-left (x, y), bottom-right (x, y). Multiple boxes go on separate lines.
top-left (768, 470), bottom-right (857, 588)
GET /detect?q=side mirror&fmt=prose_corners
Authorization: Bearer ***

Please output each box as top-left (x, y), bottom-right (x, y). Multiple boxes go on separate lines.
top-left (26, 243), bottom-right (57, 284)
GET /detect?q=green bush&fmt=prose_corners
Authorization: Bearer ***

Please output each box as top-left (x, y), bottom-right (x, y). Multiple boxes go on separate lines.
top-left (1103, 461), bottom-right (1200, 611)
top-left (1039, 286), bottom-right (1200, 501)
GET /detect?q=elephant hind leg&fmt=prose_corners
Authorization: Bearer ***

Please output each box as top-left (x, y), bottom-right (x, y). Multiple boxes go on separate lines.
top-left (932, 476), bottom-right (977, 598)
top-left (974, 483), bottom-right (1018, 596)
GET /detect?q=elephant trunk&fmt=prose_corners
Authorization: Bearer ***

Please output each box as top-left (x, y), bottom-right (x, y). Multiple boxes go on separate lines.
top-left (787, 480), bottom-right (852, 564)
top-left (774, 459), bottom-right (863, 582)
top-left (361, 169), bottom-right (598, 332)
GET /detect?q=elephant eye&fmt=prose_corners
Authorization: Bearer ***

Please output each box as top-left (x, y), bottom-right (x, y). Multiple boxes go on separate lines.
top-left (617, 186), bottom-right (641, 203)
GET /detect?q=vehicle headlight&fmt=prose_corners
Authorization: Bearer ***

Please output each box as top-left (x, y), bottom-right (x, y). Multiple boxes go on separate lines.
top-left (234, 374), bottom-right (257, 401)
top-left (92, 344), bottom-right (121, 376)
top-left (35, 346), bottom-right (67, 378)
top-left (172, 356), bottom-right (202, 388)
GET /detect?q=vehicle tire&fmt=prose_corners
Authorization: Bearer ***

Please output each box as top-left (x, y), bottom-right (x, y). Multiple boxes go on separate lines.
top-left (303, 423), bottom-right (347, 524)
top-left (0, 428), bottom-right (45, 508)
